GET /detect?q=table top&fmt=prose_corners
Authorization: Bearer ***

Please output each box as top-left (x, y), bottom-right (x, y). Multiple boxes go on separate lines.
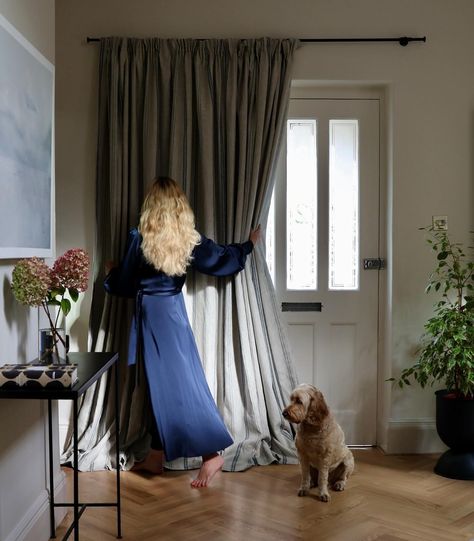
top-left (0, 352), bottom-right (119, 400)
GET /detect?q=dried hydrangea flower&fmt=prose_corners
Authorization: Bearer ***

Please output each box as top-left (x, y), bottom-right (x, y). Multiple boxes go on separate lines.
top-left (11, 258), bottom-right (52, 306)
top-left (51, 248), bottom-right (90, 292)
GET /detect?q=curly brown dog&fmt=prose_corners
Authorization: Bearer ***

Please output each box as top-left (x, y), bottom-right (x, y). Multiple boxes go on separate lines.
top-left (283, 383), bottom-right (354, 502)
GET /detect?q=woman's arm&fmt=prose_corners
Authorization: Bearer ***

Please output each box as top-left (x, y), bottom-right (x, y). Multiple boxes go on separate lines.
top-left (191, 225), bottom-right (261, 277)
top-left (104, 229), bottom-right (142, 297)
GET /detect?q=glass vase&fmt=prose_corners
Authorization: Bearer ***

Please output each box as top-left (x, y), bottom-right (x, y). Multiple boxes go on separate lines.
top-left (38, 327), bottom-right (67, 365)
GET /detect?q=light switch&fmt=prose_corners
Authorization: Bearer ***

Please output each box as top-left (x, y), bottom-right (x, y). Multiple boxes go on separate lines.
top-left (432, 215), bottom-right (448, 231)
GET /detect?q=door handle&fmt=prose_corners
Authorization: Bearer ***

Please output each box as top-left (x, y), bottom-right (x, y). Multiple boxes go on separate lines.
top-left (363, 258), bottom-right (385, 270)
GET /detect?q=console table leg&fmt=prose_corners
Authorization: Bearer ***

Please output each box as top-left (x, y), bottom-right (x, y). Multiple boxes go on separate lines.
top-left (73, 397), bottom-right (79, 541)
top-left (48, 399), bottom-right (56, 538)
top-left (115, 362), bottom-right (122, 538)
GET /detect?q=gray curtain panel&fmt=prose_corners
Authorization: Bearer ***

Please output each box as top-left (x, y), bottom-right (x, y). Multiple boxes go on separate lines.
top-left (62, 37), bottom-right (300, 472)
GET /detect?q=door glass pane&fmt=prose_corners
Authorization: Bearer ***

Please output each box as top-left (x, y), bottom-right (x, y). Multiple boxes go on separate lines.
top-left (287, 119), bottom-right (317, 290)
top-left (265, 191), bottom-right (275, 285)
top-left (329, 119), bottom-right (359, 290)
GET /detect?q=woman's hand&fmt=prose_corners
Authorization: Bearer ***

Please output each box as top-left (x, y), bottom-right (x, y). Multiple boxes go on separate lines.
top-left (105, 260), bottom-right (117, 275)
top-left (249, 225), bottom-right (262, 246)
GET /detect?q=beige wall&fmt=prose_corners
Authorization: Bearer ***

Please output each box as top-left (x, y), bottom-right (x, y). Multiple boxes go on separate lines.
top-left (56, 0), bottom-right (474, 452)
top-left (0, 2), bottom-right (62, 540)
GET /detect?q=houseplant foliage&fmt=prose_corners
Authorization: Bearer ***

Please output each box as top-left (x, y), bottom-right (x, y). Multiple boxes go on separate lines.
top-left (11, 249), bottom-right (90, 361)
top-left (394, 226), bottom-right (474, 398)
top-left (391, 226), bottom-right (474, 480)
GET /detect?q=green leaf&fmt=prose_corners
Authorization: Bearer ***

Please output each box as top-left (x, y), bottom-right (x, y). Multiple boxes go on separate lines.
top-left (61, 298), bottom-right (71, 317)
top-left (437, 252), bottom-right (449, 260)
top-left (68, 288), bottom-right (79, 302)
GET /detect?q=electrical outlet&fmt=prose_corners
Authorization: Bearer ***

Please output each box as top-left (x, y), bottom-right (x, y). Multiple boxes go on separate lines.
top-left (432, 215), bottom-right (448, 231)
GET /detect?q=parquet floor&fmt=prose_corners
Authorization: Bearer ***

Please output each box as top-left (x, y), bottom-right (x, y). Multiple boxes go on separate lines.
top-left (52, 449), bottom-right (474, 541)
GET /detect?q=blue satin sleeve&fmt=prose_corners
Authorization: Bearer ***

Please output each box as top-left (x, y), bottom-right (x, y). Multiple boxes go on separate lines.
top-left (104, 228), bottom-right (142, 298)
top-left (191, 234), bottom-right (254, 277)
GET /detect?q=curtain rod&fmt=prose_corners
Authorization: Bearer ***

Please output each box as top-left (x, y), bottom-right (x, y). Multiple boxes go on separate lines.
top-left (86, 36), bottom-right (426, 47)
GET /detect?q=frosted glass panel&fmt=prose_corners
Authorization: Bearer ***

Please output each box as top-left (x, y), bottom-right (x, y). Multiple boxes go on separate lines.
top-left (329, 120), bottom-right (359, 290)
top-left (287, 119), bottom-right (317, 290)
top-left (265, 191), bottom-right (275, 285)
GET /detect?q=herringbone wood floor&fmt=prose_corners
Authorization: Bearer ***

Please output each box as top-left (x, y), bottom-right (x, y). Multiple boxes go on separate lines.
top-left (52, 449), bottom-right (474, 541)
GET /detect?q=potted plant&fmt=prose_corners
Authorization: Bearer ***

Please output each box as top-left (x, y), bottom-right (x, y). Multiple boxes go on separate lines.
top-left (393, 226), bottom-right (474, 480)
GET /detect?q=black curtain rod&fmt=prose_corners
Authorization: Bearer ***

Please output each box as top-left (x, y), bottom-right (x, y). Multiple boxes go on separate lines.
top-left (86, 36), bottom-right (426, 47)
top-left (300, 36), bottom-right (426, 46)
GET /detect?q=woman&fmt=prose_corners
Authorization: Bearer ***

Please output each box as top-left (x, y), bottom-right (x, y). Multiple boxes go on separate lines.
top-left (104, 177), bottom-right (260, 487)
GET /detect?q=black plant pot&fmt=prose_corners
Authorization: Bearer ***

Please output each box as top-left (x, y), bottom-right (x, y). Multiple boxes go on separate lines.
top-left (434, 389), bottom-right (474, 480)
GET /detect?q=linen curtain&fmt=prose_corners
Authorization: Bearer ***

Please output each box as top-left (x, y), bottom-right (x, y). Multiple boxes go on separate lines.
top-left (62, 37), bottom-right (300, 471)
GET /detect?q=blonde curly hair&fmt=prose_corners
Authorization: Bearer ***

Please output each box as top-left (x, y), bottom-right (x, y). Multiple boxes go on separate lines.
top-left (138, 177), bottom-right (201, 276)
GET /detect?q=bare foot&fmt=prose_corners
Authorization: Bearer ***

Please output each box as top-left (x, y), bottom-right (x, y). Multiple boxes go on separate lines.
top-left (131, 448), bottom-right (164, 474)
top-left (190, 453), bottom-right (224, 488)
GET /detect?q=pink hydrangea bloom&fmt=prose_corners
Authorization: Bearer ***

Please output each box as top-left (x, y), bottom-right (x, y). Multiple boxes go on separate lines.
top-left (51, 248), bottom-right (90, 292)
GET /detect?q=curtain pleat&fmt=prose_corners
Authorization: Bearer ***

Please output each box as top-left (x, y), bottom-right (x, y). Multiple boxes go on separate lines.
top-left (62, 37), bottom-right (300, 472)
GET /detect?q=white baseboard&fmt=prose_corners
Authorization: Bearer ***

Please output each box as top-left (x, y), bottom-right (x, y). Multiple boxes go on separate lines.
top-left (5, 471), bottom-right (67, 541)
top-left (383, 418), bottom-right (448, 454)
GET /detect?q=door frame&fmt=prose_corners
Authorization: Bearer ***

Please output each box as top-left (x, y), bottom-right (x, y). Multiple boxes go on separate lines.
top-left (285, 82), bottom-right (391, 449)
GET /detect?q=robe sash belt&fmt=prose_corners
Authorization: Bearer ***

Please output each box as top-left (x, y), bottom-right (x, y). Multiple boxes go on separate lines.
top-left (133, 287), bottom-right (182, 388)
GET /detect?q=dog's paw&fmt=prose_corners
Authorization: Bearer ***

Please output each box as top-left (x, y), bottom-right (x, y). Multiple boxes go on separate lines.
top-left (298, 488), bottom-right (309, 497)
top-left (333, 481), bottom-right (346, 492)
top-left (318, 491), bottom-right (330, 502)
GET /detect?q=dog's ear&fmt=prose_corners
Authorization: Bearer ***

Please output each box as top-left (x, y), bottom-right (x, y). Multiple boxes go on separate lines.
top-left (305, 388), bottom-right (329, 427)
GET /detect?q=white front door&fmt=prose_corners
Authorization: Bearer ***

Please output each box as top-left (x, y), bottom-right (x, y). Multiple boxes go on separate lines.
top-left (267, 98), bottom-right (380, 445)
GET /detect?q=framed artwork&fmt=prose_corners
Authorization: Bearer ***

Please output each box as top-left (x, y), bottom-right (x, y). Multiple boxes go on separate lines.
top-left (0, 13), bottom-right (54, 259)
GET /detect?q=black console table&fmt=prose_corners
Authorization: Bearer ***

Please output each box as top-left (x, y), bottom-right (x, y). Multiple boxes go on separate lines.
top-left (0, 352), bottom-right (122, 541)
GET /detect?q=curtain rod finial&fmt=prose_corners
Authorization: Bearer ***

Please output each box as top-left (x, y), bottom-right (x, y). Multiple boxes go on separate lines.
top-left (399, 36), bottom-right (427, 46)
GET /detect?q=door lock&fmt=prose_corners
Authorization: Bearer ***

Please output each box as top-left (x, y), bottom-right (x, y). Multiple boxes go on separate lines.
top-left (363, 258), bottom-right (385, 270)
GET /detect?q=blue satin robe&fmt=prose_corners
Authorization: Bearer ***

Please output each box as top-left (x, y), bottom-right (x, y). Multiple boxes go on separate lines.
top-left (104, 229), bottom-right (253, 461)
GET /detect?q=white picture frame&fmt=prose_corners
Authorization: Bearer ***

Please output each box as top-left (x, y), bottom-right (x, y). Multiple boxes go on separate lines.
top-left (0, 13), bottom-right (55, 259)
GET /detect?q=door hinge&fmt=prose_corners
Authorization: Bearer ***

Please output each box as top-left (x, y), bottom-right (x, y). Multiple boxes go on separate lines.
top-left (363, 258), bottom-right (385, 270)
